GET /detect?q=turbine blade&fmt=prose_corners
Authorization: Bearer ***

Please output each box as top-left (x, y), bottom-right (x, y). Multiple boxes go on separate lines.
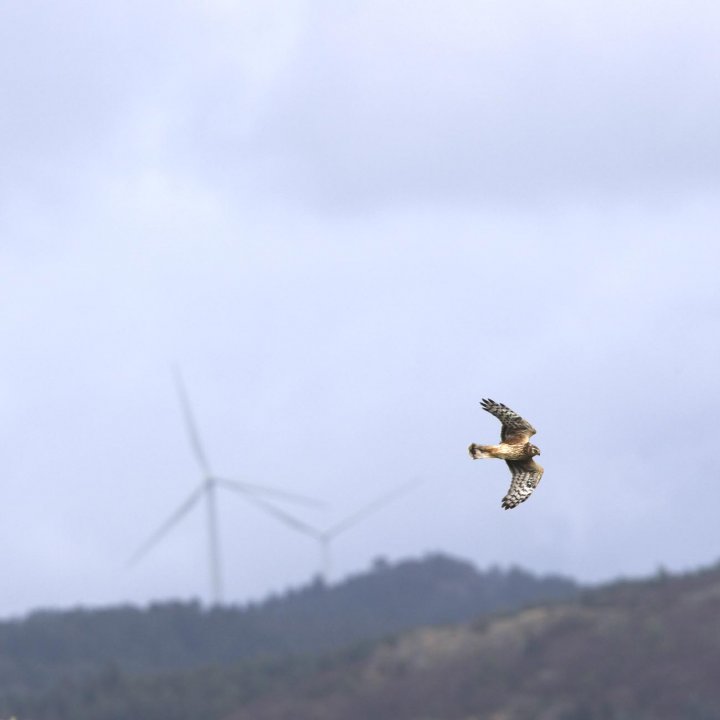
top-left (127, 485), bottom-right (205, 567)
top-left (173, 368), bottom-right (211, 475)
top-left (214, 476), bottom-right (323, 508)
top-left (325, 478), bottom-right (425, 540)
top-left (220, 482), bottom-right (321, 538)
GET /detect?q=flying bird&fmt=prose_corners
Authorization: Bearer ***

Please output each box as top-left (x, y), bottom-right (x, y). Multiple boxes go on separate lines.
top-left (468, 398), bottom-right (543, 510)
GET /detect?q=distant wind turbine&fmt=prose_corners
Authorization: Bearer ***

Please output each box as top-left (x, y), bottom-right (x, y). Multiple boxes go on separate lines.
top-left (128, 371), bottom-right (320, 605)
top-left (238, 478), bottom-right (425, 583)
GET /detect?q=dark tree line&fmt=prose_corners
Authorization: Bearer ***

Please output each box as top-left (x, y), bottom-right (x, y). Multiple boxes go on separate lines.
top-left (0, 553), bottom-right (578, 719)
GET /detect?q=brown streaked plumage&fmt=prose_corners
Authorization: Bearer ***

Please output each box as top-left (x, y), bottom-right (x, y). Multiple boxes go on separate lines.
top-left (468, 398), bottom-right (544, 510)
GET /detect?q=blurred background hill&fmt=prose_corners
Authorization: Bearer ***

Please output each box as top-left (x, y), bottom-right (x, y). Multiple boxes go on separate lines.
top-left (0, 553), bottom-right (575, 716)
top-left (224, 560), bottom-right (720, 720)
top-left (5, 554), bottom-right (720, 720)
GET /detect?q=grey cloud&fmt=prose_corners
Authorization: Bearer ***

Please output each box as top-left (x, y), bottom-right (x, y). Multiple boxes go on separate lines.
top-left (4, 2), bottom-right (719, 213)
top-left (197, 0), bottom-right (720, 209)
top-left (0, 1), bottom-right (719, 614)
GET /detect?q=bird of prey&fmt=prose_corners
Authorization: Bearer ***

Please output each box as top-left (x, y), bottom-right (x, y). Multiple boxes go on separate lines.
top-left (468, 398), bottom-right (543, 510)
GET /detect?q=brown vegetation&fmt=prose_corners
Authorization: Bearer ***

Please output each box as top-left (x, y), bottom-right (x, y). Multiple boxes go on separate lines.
top-left (224, 566), bottom-right (720, 720)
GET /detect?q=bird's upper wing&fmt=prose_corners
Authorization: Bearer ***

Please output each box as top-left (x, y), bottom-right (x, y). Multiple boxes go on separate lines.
top-left (502, 459), bottom-right (543, 509)
top-left (481, 398), bottom-right (536, 444)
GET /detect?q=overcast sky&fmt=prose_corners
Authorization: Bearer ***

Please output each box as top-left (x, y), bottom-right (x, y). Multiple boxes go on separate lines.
top-left (2, 0), bottom-right (720, 616)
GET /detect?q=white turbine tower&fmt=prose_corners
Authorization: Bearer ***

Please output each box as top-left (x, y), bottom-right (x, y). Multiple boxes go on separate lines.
top-left (128, 371), bottom-right (320, 605)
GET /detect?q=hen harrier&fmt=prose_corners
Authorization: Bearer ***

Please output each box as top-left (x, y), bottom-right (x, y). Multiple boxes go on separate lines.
top-left (468, 398), bottom-right (543, 510)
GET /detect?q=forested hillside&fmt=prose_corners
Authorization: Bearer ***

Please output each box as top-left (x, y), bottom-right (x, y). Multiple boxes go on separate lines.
top-left (223, 563), bottom-right (720, 720)
top-left (8, 559), bottom-right (720, 720)
top-left (0, 553), bottom-right (577, 717)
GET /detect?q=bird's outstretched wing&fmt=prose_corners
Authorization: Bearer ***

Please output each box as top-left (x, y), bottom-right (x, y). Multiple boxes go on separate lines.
top-left (481, 398), bottom-right (536, 444)
top-left (502, 459), bottom-right (543, 510)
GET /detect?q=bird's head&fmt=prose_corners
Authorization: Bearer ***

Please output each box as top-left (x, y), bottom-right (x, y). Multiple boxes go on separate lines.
top-left (526, 443), bottom-right (541, 457)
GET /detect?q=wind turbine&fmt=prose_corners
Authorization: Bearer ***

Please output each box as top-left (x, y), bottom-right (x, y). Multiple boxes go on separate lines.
top-left (314, 478), bottom-right (425, 580)
top-left (238, 478), bottom-right (425, 583)
top-left (128, 371), bottom-right (320, 605)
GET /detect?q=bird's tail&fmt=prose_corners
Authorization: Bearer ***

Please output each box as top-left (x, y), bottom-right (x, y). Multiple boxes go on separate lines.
top-left (468, 443), bottom-right (493, 459)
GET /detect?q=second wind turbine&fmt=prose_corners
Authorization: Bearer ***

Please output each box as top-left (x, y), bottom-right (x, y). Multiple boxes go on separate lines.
top-left (235, 478), bottom-right (424, 583)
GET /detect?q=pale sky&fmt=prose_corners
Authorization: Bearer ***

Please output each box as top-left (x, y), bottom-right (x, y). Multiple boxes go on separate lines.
top-left (2, 0), bottom-right (720, 615)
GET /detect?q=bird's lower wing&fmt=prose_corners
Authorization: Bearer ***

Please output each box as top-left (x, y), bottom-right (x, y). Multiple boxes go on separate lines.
top-left (502, 460), bottom-right (543, 510)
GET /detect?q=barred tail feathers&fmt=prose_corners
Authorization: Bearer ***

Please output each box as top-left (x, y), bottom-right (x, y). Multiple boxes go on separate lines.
top-left (468, 443), bottom-right (493, 459)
